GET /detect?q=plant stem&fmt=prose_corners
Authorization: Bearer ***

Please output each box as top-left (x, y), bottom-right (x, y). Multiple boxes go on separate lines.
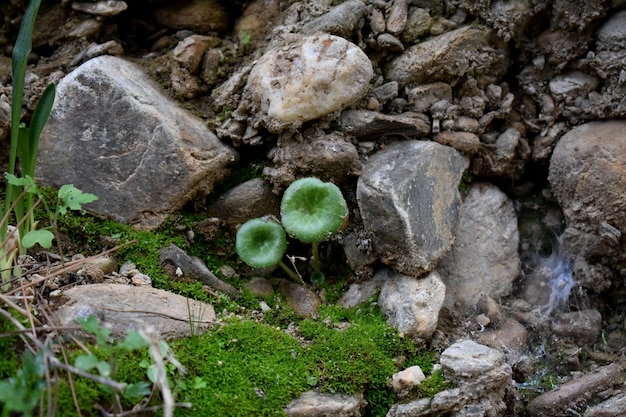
top-left (277, 260), bottom-right (304, 284)
top-left (311, 241), bottom-right (321, 273)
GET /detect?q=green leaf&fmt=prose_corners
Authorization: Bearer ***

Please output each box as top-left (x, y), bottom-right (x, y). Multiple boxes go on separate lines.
top-left (192, 377), bottom-right (207, 389)
top-left (9, 0), bottom-right (43, 180)
top-left (58, 184), bottom-right (98, 214)
top-left (96, 361), bottom-right (111, 378)
top-left (235, 217), bottom-right (288, 268)
top-left (21, 229), bottom-right (54, 249)
top-left (74, 354), bottom-right (101, 372)
top-left (124, 382), bottom-right (151, 400)
top-left (5, 173), bottom-right (37, 193)
top-left (0, 350), bottom-right (45, 416)
top-left (23, 82), bottom-right (55, 177)
top-left (77, 315), bottom-right (110, 345)
top-left (119, 331), bottom-right (149, 351)
top-left (280, 177), bottom-right (348, 244)
top-left (146, 364), bottom-right (158, 383)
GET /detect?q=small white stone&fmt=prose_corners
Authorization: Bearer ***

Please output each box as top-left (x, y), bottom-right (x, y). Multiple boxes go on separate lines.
top-left (245, 33), bottom-right (373, 131)
top-left (390, 366), bottom-right (426, 396)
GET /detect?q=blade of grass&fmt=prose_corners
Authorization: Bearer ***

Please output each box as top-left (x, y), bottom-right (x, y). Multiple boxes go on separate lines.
top-left (2, 0), bottom-right (43, 260)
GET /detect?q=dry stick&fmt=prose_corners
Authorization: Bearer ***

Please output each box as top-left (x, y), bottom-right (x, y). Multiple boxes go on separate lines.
top-left (140, 327), bottom-right (176, 417)
top-left (60, 345), bottom-right (83, 417)
top-left (0, 186), bottom-right (32, 252)
top-left (3, 240), bottom-right (137, 296)
top-left (97, 402), bottom-right (192, 417)
top-left (0, 292), bottom-right (42, 326)
top-left (0, 325), bottom-right (82, 338)
top-left (0, 306), bottom-right (127, 391)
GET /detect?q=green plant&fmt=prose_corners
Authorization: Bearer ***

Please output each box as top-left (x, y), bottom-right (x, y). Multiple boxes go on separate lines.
top-left (239, 31), bottom-right (251, 45)
top-left (235, 177), bottom-right (348, 284)
top-left (1, 0), bottom-right (54, 257)
top-left (235, 216), bottom-right (302, 283)
top-left (6, 176), bottom-right (97, 250)
top-left (0, 350), bottom-right (45, 417)
top-left (0, 0), bottom-right (97, 289)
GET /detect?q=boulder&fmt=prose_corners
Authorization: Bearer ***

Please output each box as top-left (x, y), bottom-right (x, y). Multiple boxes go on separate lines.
top-left (54, 283), bottom-right (216, 340)
top-left (385, 26), bottom-right (508, 88)
top-left (37, 56), bottom-right (238, 229)
top-left (377, 268), bottom-right (446, 339)
top-left (437, 183), bottom-right (520, 308)
top-left (357, 141), bottom-right (469, 276)
top-left (548, 120), bottom-right (626, 262)
top-left (241, 33), bottom-right (373, 132)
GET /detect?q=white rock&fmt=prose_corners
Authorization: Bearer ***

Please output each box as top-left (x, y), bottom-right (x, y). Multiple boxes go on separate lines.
top-left (548, 71), bottom-right (599, 101)
top-left (390, 366), bottom-right (426, 396)
top-left (244, 33), bottom-right (373, 132)
top-left (378, 269), bottom-right (446, 339)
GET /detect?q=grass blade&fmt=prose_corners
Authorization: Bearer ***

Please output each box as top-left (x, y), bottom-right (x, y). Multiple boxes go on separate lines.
top-left (25, 82), bottom-right (55, 177)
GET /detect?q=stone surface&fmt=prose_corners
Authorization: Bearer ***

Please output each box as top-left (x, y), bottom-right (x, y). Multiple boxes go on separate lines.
top-left (337, 271), bottom-right (384, 308)
top-left (597, 9), bottom-right (626, 50)
top-left (407, 82), bottom-right (452, 113)
top-left (436, 340), bottom-right (513, 416)
top-left (266, 132), bottom-right (362, 188)
top-left (206, 178), bottom-right (280, 229)
top-left (54, 283), bottom-right (216, 340)
top-left (302, 0), bottom-right (368, 38)
top-left (277, 280), bottom-right (321, 318)
top-left (433, 131), bottom-right (481, 154)
top-left (357, 140), bottom-right (469, 276)
top-left (548, 71), bottom-right (599, 101)
top-left (440, 340), bottom-right (504, 377)
top-left (475, 318), bottom-right (529, 355)
top-left (390, 365), bottom-right (426, 397)
top-left (37, 56), bottom-right (238, 229)
top-left (529, 363), bottom-right (621, 417)
top-left (584, 390), bottom-right (626, 417)
top-left (335, 110), bottom-right (430, 140)
top-left (548, 120), bottom-right (626, 262)
top-left (172, 35), bottom-right (220, 74)
top-left (242, 33), bottom-right (373, 132)
top-left (551, 309), bottom-right (602, 345)
top-left (437, 183), bottom-right (520, 308)
top-left (378, 268), bottom-right (446, 339)
top-left (385, 26), bottom-right (508, 87)
top-left (284, 391), bottom-right (366, 417)
top-left (152, 0), bottom-right (230, 33)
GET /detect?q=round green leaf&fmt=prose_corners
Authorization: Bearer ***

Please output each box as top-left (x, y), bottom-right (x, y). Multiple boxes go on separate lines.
top-left (280, 178), bottom-right (348, 243)
top-left (236, 218), bottom-right (288, 268)
top-left (22, 229), bottom-right (54, 249)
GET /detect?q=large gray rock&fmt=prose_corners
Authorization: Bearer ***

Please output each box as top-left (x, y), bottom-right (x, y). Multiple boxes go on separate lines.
top-left (54, 283), bottom-right (216, 340)
top-left (241, 33), bottom-right (373, 132)
top-left (437, 183), bottom-right (520, 308)
top-left (37, 56), bottom-right (238, 229)
top-left (388, 340), bottom-right (514, 417)
top-left (548, 121), bottom-right (626, 263)
top-left (377, 268), bottom-right (446, 339)
top-left (385, 26), bottom-right (508, 88)
top-left (284, 391), bottom-right (366, 417)
top-left (357, 141), bottom-right (469, 276)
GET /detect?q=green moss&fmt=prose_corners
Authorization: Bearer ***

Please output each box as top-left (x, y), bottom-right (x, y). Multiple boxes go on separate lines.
top-left (172, 320), bottom-right (309, 416)
top-left (412, 369), bottom-right (451, 399)
top-left (0, 316), bottom-right (19, 379)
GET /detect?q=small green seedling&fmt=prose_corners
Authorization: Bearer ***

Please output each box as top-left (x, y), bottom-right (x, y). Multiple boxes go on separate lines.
top-left (280, 177), bottom-right (348, 283)
top-left (235, 178), bottom-right (348, 284)
top-left (235, 216), bottom-right (303, 284)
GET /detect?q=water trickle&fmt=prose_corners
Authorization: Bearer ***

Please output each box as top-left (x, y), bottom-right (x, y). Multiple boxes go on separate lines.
top-left (537, 249), bottom-right (575, 316)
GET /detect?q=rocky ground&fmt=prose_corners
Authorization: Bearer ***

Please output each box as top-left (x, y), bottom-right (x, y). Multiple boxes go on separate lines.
top-left (1, 0), bottom-right (626, 416)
